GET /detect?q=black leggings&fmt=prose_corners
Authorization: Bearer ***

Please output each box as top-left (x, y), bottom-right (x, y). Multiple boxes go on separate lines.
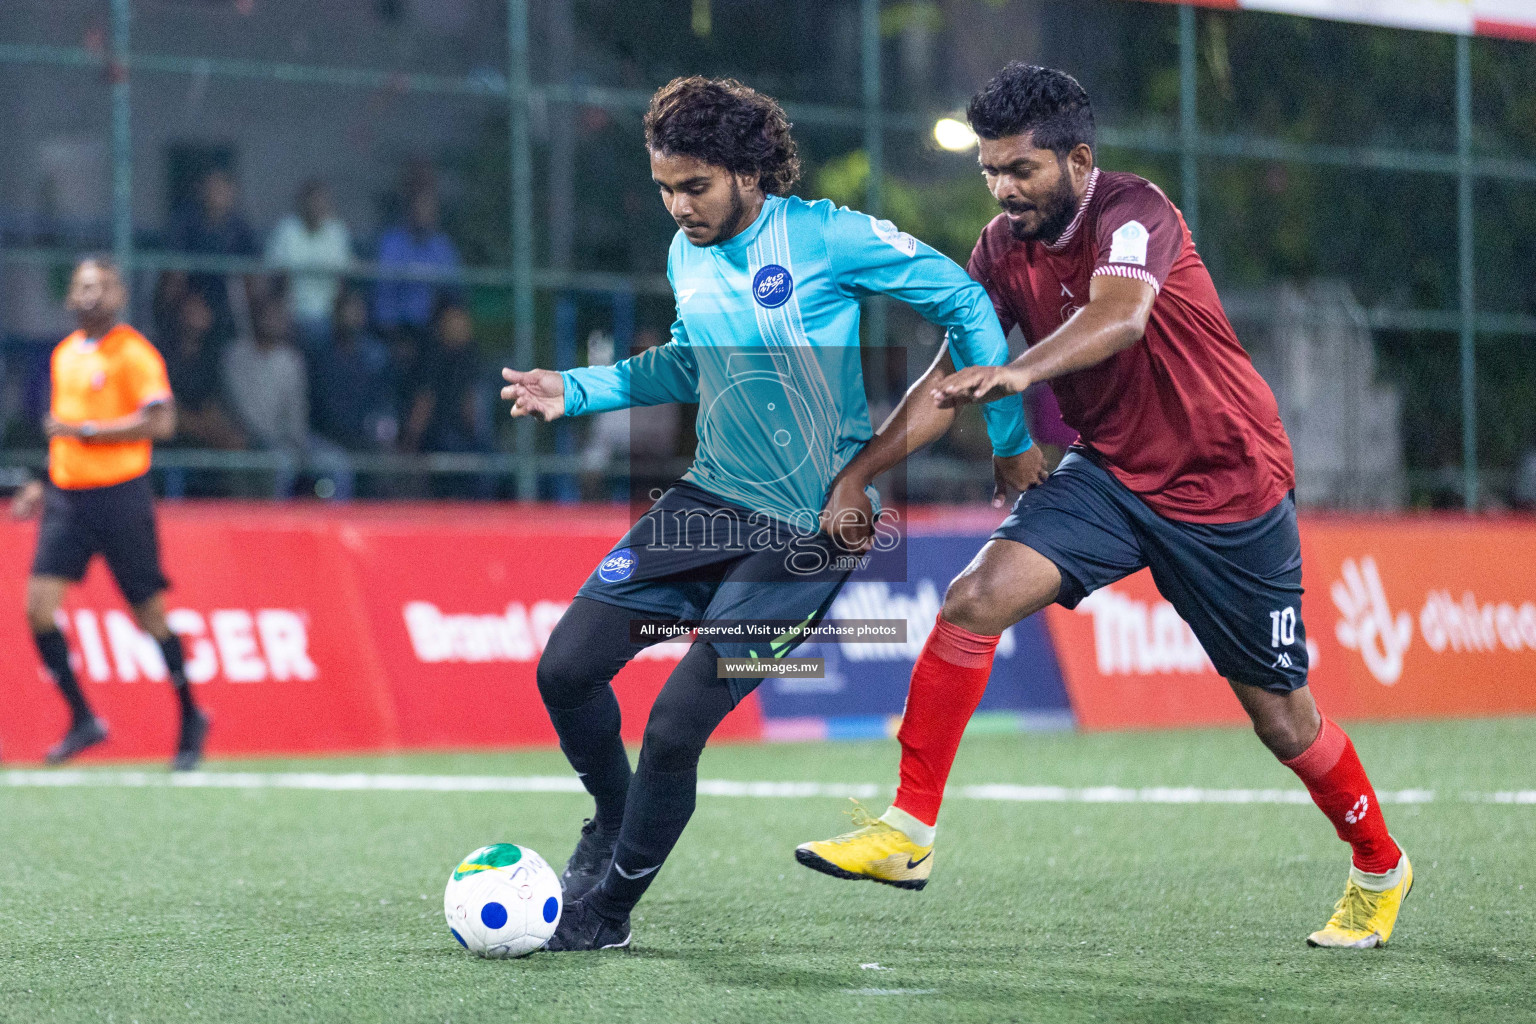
top-left (537, 597), bottom-right (755, 915)
top-left (537, 596), bottom-right (738, 773)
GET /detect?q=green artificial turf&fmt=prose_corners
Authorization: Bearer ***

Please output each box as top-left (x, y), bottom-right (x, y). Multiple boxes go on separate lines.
top-left (2, 717), bottom-right (1534, 1023)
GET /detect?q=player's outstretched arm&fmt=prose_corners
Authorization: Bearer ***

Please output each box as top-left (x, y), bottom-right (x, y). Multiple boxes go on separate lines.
top-left (823, 205), bottom-right (1032, 460)
top-left (932, 274), bottom-right (1156, 408)
top-left (501, 368), bottom-right (567, 422)
top-left (553, 330), bottom-right (699, 420)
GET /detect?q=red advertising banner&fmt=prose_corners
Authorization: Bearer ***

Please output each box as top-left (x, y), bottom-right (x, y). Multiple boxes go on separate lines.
top-left (0, 503), bottom-right (761, 765)
top-left (5, 502), bottom-right (1532, 759)
top-left (1046, 516), bottom-right (1536, 730)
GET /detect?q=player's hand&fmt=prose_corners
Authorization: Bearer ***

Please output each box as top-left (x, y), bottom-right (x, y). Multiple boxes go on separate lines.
top-left (819, 471), bottom-right (875, 554)
top-left (500, 368), bottom-right (565, 422)
top-left (10, 480), bottom-right (43, 520)
top-left (43, 415), bottom-right (81, 439)
top-left (930, 364), bottom-right (1030, 408)
top-left (991, 445), bottom-right (1048, 509)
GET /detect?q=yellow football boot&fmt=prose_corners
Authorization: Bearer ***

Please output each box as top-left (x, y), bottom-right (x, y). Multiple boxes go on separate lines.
top-left (795, 801), bottom-right (933, 891)
top-left (1308, 848), bottom-right (1413, 949)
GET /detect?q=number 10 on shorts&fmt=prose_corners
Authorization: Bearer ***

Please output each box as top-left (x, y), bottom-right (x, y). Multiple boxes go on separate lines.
top-left (1270, 607), bottom-right (1297, 647)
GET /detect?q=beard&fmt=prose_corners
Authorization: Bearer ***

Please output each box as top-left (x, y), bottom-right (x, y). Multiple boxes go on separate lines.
top-left (1002, 167), bottom-right (1080, 244)
top-left (700, 180), bottom-right (747, 247)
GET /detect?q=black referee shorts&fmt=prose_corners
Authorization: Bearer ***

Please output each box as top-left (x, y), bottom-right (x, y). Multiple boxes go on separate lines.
top-left (32, 473), bottom-right (169, 605)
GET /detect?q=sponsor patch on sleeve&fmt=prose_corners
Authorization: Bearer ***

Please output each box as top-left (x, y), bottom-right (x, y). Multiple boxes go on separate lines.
top-left (1108, 220), bottom-right (1149, 266)
top-left (870, 217), bottom-right (918, 257)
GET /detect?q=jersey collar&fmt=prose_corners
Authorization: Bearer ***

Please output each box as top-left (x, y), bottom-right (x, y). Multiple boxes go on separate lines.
top-left (712, 194), bottom-right (780, 256)
top-left (1043, 167), bottom-right (1100, 253)
top-left (71, 323), bottom-right (127, 351)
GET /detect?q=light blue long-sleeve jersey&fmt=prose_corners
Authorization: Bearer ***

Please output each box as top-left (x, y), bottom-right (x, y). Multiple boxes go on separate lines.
top-left (561, 195), bottom-right (1032, 529)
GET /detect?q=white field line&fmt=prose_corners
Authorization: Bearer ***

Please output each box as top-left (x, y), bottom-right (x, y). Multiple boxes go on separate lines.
top-left (0, 770), bottom-right (1530, 805)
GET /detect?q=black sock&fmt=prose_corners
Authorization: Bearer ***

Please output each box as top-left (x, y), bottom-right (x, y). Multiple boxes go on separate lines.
top-left (588, 761), bottom-right (697, 920)
top-left (158, 633), bottom-right (198, 719)
top-left (546, 688), bottom-right (632, 835)
top-left (35, 629), bottom-right (92, 725)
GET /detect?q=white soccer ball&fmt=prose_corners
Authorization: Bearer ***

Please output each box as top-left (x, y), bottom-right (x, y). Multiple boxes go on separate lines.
top-left (443, 843), bottom-right (562, 958)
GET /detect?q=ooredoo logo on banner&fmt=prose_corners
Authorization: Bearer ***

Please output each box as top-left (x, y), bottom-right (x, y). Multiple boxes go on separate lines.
top-left (1307, 520), bottom-right (1536, 719)
top-left (1045, 517), bottom-right (1536, 730)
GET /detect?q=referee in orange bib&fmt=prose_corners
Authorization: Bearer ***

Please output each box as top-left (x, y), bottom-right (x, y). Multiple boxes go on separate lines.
top-left (10, 257), bottom-right (210, 769)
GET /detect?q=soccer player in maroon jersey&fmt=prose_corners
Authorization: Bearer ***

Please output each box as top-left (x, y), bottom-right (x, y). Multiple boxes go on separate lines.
top-left (796, 64), bottom-right (1411, 949)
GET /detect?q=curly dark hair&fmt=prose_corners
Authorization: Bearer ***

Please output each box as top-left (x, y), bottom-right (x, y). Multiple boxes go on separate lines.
top-left (967, 63), bottom-right (1095, 157)
top-left (644, 76), bottom-right (801, 196)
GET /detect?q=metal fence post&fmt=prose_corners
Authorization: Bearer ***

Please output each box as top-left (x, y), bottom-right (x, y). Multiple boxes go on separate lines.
top-left (110, 0), bottom-right (133, 272)
top-left (509, 0), bottom-right (538, 498)
top-left (861, 0), bottom-right (886, 349)
top-left (1457, 33), bottom-right (1477, 510)
top-left (1178, 2), bottom-right (1199, 241)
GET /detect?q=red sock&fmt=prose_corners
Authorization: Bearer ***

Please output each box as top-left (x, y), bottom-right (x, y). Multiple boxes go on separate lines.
top-left (891, 613), bottom-right (1000, 827)
top-left (1281, 717), bottom-right (1401, 874)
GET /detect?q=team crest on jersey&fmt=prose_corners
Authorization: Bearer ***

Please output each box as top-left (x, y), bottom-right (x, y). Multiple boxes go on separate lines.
top-left (90, 371), bottom-right (108, 391)
top-left (1109, 220), bottom-right (1149, 266)
top-left (598, 547), bottom-right (637, 583)
top-left (752, 264), bottom-right (793, 308)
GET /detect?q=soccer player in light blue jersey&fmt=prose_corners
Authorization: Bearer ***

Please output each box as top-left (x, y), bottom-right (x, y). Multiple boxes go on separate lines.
top-left (500, 76), bottom-right (1046, 951)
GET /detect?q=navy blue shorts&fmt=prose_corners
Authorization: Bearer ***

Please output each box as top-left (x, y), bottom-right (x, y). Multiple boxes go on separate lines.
top-left (32, 474), bottom-right (169, 605)
top-left (575, 481), bottom-right (857, 700)
top-left (991, 452), bottom-right (1308, 692)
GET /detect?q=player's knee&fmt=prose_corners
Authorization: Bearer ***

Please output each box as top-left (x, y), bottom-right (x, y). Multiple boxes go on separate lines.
top-left (25, 587), bottom-right (59, 633)
top-left (25, 605), bottom-right (56, 634)
top-left (131, 603), bottom-right (169, 639)
top-left (638, 708), bottom-right (707, 774)
top-left (535, 638), bottom-right (598, 710)
top-left (1249, 707), bottom-right (1315, 761)
top-left (942, 573), bottom-right (1008, 634)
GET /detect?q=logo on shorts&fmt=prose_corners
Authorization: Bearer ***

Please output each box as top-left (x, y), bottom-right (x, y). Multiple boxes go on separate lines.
top-left (752, 265), bottom-right (793, 308)
top-left (598, 547), bottom-right (637, 583)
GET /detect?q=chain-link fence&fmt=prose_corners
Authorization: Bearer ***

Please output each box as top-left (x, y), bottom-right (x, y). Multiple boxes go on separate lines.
top-left (1, 0), bottom-right (1531, 508)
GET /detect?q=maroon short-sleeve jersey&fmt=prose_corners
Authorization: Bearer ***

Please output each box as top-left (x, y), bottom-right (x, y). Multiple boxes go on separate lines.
top-left (968, 168), bottom-right (1295, 523)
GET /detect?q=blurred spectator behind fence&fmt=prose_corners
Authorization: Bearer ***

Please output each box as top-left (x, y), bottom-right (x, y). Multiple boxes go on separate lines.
top-left (312, 286), bottom-right (398, 452)
top-left (163, 290), bottom-right (246, 452)
top-left (166, 168), bottom-right (262, 345)
top-left (580, 329), bottom-right (681, 500)
top-left (374, 180), bottom-right (461, 386)
top-left (221, 300), bottom-right (355, 499)
top-left (1516, 449), bottom-right (1536, 512)
top-left (402, 302), bottom-right (493, 458)
top-left (265, 179), bottom-right (354, 359)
